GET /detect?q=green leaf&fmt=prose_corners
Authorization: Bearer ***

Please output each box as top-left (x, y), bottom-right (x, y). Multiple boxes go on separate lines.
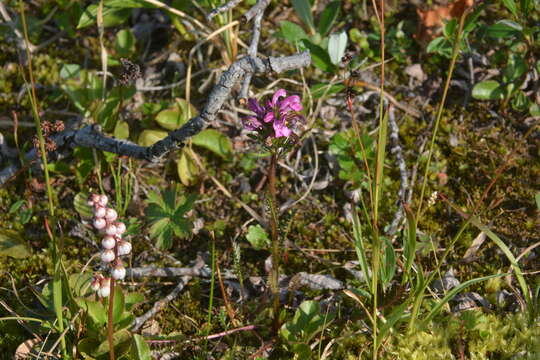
top-left (279, 20), bottom-right (308, 44)
top-left (60, 64), bottom-right (81, 79)
top-left (9, 200), bottom-right (25, 214)
top-left (69, 273), bottom-right (93, 298)
top-left (144, 203), bottom-right (170, 221)
top-left (472, 80), bottom-right (505, 101)
top-left (486, 20), bottom-right (522, 38)
top-left (535, 193), bottom-right (540, 211)
top-left (137, 129), bottom-right (168, 147)
top-left (125, 292), bottom-right (145, 311)
top-left (529, 103), bottom-right (540, 117)
top-left (426, 37), bottom-right (452, 58)
top-left (75, 298), bottom-right (107, 326)
top-left (95, 329), bottom-right (131, 357)
top-left (0, 229), bottom-right (31, 259)
top-left (77, 4), bottom-right (131, 29)
top-left (131, 334), bottom-right (151, 360)
top-left (291, 0), bottom-right (314, 32)
top-left (310, 83), bottom-right (344, 100)
top-left (78, 337), bottom-right (101, 358)
top-left (503, 54), bottom-right (528, 83)
top-left (115, 29), bottom-right (136, 57)
top-left (112, 285), bottom-right (125, 324)
top-left (192, 129), bottom-right (233, 159)
top-left (246, 224), bottom-right (270, 250)
top-left (502, 0), bottom-right (518, 17)
top-left (113, 120), bottom-right (130, 140)
top-left (352, 212), bottom-right (371, 290)
top-left (301, 40), bottom-right (335, 72)
top-left (155, 106), bottom-right (190, 131)
top-left (328, 31), bottom-right (348, 65)
top-left (442, 18), bottom-right (457, 38)
top-left (177, 151), bottom-right (199, 186)
top-left (317, 1), bottom-right (340, 36)
top-left (380, 236), bottom-right (396, 288)
top-left (155, 225), bottom-right (174, 250)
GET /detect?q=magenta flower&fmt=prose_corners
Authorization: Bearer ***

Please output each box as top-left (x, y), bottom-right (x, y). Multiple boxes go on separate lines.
top-left (242, 89), bottom-right (304, 139)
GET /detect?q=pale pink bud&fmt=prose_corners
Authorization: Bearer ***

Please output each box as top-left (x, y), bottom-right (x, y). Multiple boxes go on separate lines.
top-left (117, 241), bottom-right (132, 256)
top-left (94, 206), bottom-right (106, 218)
top-left (112, 264), bottom-right (126, 280)
top-left (105, 208), bottom-right (118, 222)
top-left (90, 193), bottom-right (100, 204)
top-left (98, 195), bottom-right (108, 207)
top-left (87, 200), bottom-right (95, 206)
top-left (115, 221), bottom-right (126, 235)
top-left (101, 249), bottom-right (115, 263)
top-left (105, 224), bottom-right (118, 236)
top-left (93, 218), bottom-right (106, 230)
top-left (101, 235), bottom-right (116, 250)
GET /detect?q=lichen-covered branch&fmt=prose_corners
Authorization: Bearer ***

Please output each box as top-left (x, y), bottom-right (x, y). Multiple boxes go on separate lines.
top-left (0, 52), bottom-right (311, 186)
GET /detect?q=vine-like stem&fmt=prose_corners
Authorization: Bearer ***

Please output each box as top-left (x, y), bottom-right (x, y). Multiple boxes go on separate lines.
top-left (268, 152), bottom-right (280, 333)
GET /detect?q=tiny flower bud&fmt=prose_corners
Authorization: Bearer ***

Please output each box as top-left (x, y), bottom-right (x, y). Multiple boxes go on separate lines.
top-left (91, 277), bottom-right (102, 291)
top-left (101, 249), bottom-right (115, 263)
top-left (112, 264), bottom-right (126, 280)
top-left (105, 208), bottom-right (118, 222)
top-left (98, 285), bottom-right (110, 298)
top-left (87, 200), bottom-right (95, 206)
top-left (115, 221), bottom-right (126, 235)
top-left (93, 218), bottom-right (106, 230)
top-left (117, 241), bottom-right (132, 256)
top-left (94, 206), bottom-right (106, 218)
top-left (105, 224), bottom-right (118, 236)
top-left (101, 235), bottom-right (116, 250)
top-left (98, 195), bottom-right (108, 207)
top-left (91, 194), bottom-right (100, 204)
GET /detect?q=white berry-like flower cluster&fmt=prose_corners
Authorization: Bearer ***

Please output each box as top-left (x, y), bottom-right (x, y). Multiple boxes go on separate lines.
top-left (88, 194), bottom-right (131, 297)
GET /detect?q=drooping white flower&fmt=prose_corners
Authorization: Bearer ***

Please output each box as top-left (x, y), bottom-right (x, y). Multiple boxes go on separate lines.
top-left (101, 235), bottom-right (116, 250)
top-left (105, 224), bottom-right (118, 236)
top-left (101, 249), bottom-right (115, 263)
top-left (117, 241), bottom-right (132, 256)
top-left (112, 262), bottom-right (126, 280)
top-left (93, 218), bottom-right (106, 230)
top-left (105, 208), bottom-right (118, 222)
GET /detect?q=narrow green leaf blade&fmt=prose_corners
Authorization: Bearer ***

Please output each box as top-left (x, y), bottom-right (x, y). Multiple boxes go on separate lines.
top-left (291, 0), bottom-right (314, 32)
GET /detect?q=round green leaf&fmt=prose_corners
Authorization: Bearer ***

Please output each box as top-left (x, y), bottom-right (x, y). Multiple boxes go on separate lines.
top-left (114, 120), bottom-right (130, 140)
top-left (155, 100), bottom-right (196, 131)
top-left (137, 129), bottom-right (167, 147)
top-left (246, 225), bottom-right (270, 250)
top-left (472, 80), bottom-right (505, 101)
top-left (191, 129), bottom-right (232, 159)
top-left (115, 29), bottom-right (136, 57)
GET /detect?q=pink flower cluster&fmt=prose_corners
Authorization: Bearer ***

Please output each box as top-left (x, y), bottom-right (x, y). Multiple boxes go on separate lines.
top-left (88, 194), bottom-right (131, 297)
top-left (242, 89), bottom-right (304, 139)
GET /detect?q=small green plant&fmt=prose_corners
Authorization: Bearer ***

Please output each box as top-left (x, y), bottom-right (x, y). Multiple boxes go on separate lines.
top-left (144, 188), bottom-right (196, 250)
top-left (329, 130), bottom-right (375, 189)
top-left (471, 0), bottom-right (540, 114)
top-left (278, 0), bottom-right (346, 72)
top-left (280, 300), bottom-right (334, 360)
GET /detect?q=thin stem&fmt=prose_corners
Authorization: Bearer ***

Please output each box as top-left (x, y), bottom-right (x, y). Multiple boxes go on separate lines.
top-left (108, 277), bottom-right (116, 360)
top-left (416, 10), bottom-right (469, 219)
top-left (268, 152), bottom-right (280, 333)
top-left (19, 0), bottom-right (54, 216)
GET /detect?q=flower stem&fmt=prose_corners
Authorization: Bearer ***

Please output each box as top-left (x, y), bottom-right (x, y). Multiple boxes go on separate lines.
top-left (108, 277), bottom-right (116, 360)
top-left (268, 153), bottom-right (280, 333)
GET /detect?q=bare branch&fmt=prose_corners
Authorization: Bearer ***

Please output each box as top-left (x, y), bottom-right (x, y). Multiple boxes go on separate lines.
top-left (207, 0), bottom-right (243, 20)
top-left (243, 0), bottom-right (271, 23)
top-left (0, 52), bottom-right (311, 186)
